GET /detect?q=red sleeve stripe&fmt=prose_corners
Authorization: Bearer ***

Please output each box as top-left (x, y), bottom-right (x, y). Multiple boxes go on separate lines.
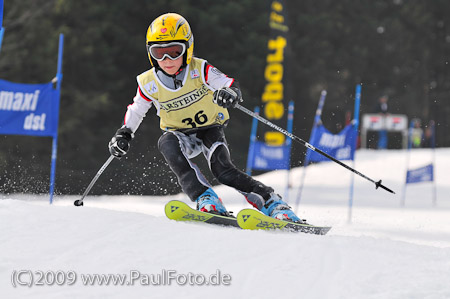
top-left (138, 87), bottom-right (152, 102)
top-left (228, 78), bottom-right (235, 88)
top-left (205, 64), bottom-right (212, 82)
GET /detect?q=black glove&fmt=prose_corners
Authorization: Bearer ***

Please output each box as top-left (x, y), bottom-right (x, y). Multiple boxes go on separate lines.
top-left (213, 87), bottom-right (242, 109)
top-left (108, 127), bottom-right (134, 158)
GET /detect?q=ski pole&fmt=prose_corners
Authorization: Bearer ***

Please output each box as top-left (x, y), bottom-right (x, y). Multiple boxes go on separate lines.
top-left (74, 155), bottom-right (115, 206)
top-left (235, 103), bottom-right (395, 194)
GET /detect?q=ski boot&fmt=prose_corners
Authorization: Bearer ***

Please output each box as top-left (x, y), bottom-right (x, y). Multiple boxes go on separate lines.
top-left (246, 192), bottom-right (303, 223)
top-left (196, 188), bottom-right (228, 216)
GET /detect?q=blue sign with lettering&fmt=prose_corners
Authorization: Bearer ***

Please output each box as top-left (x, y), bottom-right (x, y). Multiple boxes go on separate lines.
top-left (0, 79), bottom-right (60, 137)
top-left (248, 141), bottom-right (291, 170)
top-left (307, 123), bottom-right (357, 163)
top-left (406, 164), bottom-right (434, 184)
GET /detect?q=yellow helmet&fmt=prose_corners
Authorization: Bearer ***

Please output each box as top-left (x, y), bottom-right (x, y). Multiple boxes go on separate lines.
top-left (146, 13), bottom-right (194, 68)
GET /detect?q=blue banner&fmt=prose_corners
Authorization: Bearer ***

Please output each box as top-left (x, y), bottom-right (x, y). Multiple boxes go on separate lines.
top-left (307, 123), bottom-right (357, 163)
top-left (406, 164), bottom-right (434, 184)
top-left (0, 79), bottom-right (60, 137)
top-left (248, 141), bottom-right (290, 170)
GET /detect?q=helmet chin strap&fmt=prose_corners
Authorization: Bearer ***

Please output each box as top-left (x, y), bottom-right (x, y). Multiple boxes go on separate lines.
top-left (172, 68), bottom-right (184, 88)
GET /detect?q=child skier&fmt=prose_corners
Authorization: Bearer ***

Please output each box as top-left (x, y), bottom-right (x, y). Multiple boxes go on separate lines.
top-left (108, 12), bottom-right (302, 222)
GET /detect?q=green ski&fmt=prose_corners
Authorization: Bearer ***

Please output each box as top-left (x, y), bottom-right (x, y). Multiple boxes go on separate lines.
top-left (237, 209), bottom-right (331, 235)
top-left (165, 200), bottom-right (239, 228)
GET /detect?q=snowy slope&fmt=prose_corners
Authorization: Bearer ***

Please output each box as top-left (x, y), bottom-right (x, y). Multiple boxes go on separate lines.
top-left (1, 148), bottom-right (450, 299)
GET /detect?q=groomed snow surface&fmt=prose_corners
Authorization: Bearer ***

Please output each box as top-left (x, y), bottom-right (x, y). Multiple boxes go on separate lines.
top-left (1, 148), bottom-right (450, 299)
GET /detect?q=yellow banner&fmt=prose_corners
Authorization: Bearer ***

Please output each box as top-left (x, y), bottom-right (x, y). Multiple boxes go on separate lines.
top-left (261, 1), bottom-right (288, 146)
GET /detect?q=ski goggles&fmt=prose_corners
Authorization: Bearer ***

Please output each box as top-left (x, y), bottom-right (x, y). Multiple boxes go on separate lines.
top-left (147, 42), bottom-right (186, 61)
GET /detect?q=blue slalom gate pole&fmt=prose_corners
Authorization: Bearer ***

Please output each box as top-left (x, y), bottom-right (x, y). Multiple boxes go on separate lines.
top-left (295, 90), bottom-right (327, 210)
top-left (284, 101), bottom-right (294, 200)
top-left (430, 121), bottom-right (437, 206)
top-left (0, 0), bottom-right (3, 26)
top-left (245, 106), bottom-right (260, 175)
top-left (400, 119), bottom-right (415, 207)
top-left (49, 33), bottom-right (64, 204)
top-left (0, 27), bottom-right (4, 53)
top-left (285, 102), bottom-right (294, 151)
top-left (429, 120), bottom-right (437, 207)
top-left (0, 0), bottom-right (4, 53)
top-left (348, 84), bottom-right (361, 223)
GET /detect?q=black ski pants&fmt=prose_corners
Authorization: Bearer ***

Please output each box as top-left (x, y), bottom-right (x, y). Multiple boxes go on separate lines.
top-left (157, 126), bottom-right (273, 201)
